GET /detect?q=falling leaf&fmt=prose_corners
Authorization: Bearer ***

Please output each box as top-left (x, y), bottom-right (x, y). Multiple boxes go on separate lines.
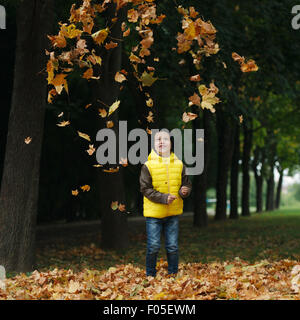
top-left (80, 185), bottom-right (90, 192)
top-left (60, 23), bottom-right (82, 39)
top-left (111, 201), bottom-right (119, 211)
top-left (98, 108), bottom-right (107, 118)
top-left (239, 115), bottom-right (243, 123)
top-left (24, 137), bottom-right (32, 144)
top-left (115, 72), bottom-right (127, 83)
top-left (106, 121), bottom-right (114, 128)
top-left (48, 89), bottom-right (57, 104)
top-left (190, 74), bottom-right (201, 82)
top-left (92, 28), bottom-right (109, 45)
top-left (241, 59), bottom-right (259, 72)
top-left (123, 28), bottom-right (131, 37)
top-left (146, 111), bottom-right (154, 123)
top-left (86, 145), bottom-right (96, 156)
top-left (105, 41), bottom-right (118, 50)
top-left (58, 112), bottom-right (64, 117)
top-left (146, 98), bottom-right (153, 107)
top-left (182, 112), bottom-right (198, 123)
top-left (129, 53), bottom-right (141, 64)
top-left (83, 68), bottom-right (94, 80)
top-left (128, 9), bottom-right (139, 23)
top-left (85, 104), bottom-right (92, 109)
top-left (119, 158), bottom-right (128, 167)
top-left (48, 34), bottom-right (67, 48)
top-left (51, 74), bottom-right (68, 95)
top-left (108, 100), bottom-right (120, 116)
top-left (118, 203), bottom-right (126, 212)
top-left (139, 71), bottom-right (158, 87)
top-left (72, 189), bottom-right (79, 196)
top-left (103, 167), bottom-right (119, 173)
top-left (56, 120), bottom-right (70, 127)
top-left (189, 93), bottom-right (201, 107)
top-left (77, 131), bottom-right (91, 141)
top-left (93, 164), bottom-right (103, 167)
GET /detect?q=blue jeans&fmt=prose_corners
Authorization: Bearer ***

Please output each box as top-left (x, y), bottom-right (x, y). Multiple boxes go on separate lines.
top-left (146, 216), bottom-right (179, 277)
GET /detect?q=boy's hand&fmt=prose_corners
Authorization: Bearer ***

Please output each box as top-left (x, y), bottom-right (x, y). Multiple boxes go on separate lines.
top-left (167, 194), bottom-right (177, 204)
top-left (180, 186), bottom-right (189, 196)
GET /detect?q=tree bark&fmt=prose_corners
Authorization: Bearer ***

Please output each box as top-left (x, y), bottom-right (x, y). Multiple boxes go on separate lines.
top-left (92, 4), bottom-right (129, 250)
top-left (229, 123), bottom-right (240, 219)
top-left (241, 120), bottom-right (253, 217)
top-left (215, 109), bottom-right (234, 221)
top-left (266, 163), bottom-right (275, 211)
top-left (0, 0), bottom-right (54, 272)
top-left (193, 110), bottom-right (211, 227)
top-left (275, 169), bottom-right (283, 209)
top-left (252, 147), bottom-right (263, 213)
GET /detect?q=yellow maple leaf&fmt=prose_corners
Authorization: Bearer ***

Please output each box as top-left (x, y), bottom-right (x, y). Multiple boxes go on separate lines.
top-left (60, 23), bottom-right (82, 39)
top-left (92, 28), bottom-right (109, 45)
top-left (139, 71), bottom-right (158, 87)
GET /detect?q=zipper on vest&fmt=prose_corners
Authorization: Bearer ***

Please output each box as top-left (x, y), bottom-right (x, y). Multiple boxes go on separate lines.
top-left (166, 163), bottom-right (170, 215)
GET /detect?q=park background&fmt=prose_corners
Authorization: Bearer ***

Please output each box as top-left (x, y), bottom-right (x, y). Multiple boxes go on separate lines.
top-left (0, 0), bottom-right (300, 300)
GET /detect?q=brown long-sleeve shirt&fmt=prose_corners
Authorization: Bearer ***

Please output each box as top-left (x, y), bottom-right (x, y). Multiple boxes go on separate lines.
top-left (139, 164), bottom-right (192, 204)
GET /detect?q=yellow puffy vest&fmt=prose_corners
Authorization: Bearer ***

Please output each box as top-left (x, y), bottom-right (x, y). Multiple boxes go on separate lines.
top-left (143, 149), bottom-right (183, 219)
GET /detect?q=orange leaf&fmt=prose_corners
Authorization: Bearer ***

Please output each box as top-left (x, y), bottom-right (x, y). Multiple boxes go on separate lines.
top-left (190, 74), bottom-right (201, 82)
top-left (80, 185), bottom-right (91, 192)
top-left (115, 72), bottom-right (127, 83)
top-left (182, 112), bottom-right (198, 123)
top-left (106, 121), bottom-right (114, 128)
top-left (105, 41), bottom-right (118, 50)
top-left (103, 167), bottom-right (120, 173)
top-left (83, 68), bottom-right (93, 80)
top-left (189, 93), bottom-right (201, 107)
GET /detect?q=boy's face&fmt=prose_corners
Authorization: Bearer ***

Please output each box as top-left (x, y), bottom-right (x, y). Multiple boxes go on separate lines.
top-left (154, 132), bottom-right (171, 157)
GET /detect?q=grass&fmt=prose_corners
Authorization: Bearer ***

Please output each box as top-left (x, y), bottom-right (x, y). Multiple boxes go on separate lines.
top-left (25, 207), bottom-right (300, 277)
top-left (179, 207), bottom-right (300, 264)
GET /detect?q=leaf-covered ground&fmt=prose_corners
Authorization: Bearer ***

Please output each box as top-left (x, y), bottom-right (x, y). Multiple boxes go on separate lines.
top-left (1, 208), bottom-right (300, 300)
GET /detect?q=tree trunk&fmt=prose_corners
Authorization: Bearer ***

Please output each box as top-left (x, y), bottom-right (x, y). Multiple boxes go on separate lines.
top-left (266, 164), bottom-right (275, 211)
top-left (241, 120), bottom-right (253, 217)
top-left (193, 110), bottom-right (211, 227)
top-left (229, 123), bottom-right (240, 219)
top-left (275, 169), bottom-right (283, 209)
top-left (0, 0), bottom-right (54, 272)
top-left (215, 110), bottom-right (234, 220)
top-left (93, 4), bottom-right (129, 250)
top-left (252, 147), bottom-right (263, 213)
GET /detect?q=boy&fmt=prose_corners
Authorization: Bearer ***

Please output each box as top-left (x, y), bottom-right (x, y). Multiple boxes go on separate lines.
top-left (139, 131), bottom-right (192, 277)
